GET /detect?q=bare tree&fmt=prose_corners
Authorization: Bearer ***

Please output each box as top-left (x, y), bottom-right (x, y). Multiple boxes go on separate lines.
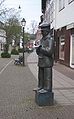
top-left (30, 20), bottom-right (37, 34)
top-left (0, 0), bottom-right (10, 20)
top-left (0, 0), bottom-right (21, 22)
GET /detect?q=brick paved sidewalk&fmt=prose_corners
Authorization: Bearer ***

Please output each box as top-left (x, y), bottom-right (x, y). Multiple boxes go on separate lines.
top-left (0, 52), bottom-right (74, 119)
top-left (27, 51), bottom-right (74, 106)
top-left (53, 63), bottom-right (74, 80)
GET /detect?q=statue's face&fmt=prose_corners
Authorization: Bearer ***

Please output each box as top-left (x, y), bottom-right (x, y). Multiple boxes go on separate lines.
top-left (41, 27), bottom-right (49, 36)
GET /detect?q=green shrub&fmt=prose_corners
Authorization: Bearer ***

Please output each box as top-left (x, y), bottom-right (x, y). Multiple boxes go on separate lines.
top-left (11, 49), bottom-right (19, 55)
top-left (4, 44), bottom-right (9, 52)
top-left (18, 48), bottom-right (23, 53)
top-left (1, 52), bottom-right (11, 58)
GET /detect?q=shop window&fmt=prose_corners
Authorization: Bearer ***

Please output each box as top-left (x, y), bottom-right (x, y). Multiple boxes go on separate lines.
top-left (71, 34), bottom-right (74, 65)
top-left (59, 36), bottom-right (65, 60)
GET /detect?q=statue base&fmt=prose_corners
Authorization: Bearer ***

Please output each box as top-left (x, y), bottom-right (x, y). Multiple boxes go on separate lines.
top-left (35, 89), bottom-right (54, 106)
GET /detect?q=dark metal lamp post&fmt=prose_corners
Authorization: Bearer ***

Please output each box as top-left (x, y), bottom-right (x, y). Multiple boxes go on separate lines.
top-left (21, 18), bottom-right (26, 66)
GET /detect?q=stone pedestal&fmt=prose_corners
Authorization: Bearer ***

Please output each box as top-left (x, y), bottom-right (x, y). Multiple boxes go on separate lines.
top-left (35, 89), bottom-right (54, 106)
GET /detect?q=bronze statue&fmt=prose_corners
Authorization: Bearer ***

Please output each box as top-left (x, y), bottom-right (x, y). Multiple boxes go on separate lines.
top-left (36, 21), bottom-right (54, 92)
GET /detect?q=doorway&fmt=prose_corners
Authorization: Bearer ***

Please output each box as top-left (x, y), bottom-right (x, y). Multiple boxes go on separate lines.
top-left (70, 34), bottom-right (74, 68)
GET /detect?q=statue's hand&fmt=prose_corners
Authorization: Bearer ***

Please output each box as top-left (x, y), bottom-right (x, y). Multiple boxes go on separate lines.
top-left (36, 45), bottom-right (42, 55)
top-left (39, 45), bottom-right (42, 48)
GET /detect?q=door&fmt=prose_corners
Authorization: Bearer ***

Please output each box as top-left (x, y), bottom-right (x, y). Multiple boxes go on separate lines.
top-left (70, 34), bottom-right (74, 68)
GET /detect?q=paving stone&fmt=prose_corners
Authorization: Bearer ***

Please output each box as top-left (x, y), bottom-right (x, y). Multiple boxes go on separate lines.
top-left (0, 51), bottom-right (74, 119)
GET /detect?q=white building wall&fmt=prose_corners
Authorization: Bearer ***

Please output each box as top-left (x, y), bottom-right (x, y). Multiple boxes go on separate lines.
top-left (50, 0), bottom-right (55, 29)
top-left (0, 29), bottom-right (6, 43)
top-left (44, 0), bottom-right (50, 23)
top-left (55, 0), bottom-right (74, 29)
top-left (0, 28), bottom-right (6, 50)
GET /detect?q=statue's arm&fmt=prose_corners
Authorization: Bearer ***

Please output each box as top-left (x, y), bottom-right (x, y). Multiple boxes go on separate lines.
top-left (36, 46), bottom-right (41, 55)
top-left (40, 39), bottom-right (54, 57)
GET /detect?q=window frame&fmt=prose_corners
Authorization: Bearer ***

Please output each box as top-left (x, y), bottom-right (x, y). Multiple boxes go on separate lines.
top-left (50, 1), bottom-right (54, 23)
top-left (68, 0), bottom-right (74, 4)
top-left (59, 0), bottom-right (65, 11)
top-left (59, 36), bottom-right (65, 60)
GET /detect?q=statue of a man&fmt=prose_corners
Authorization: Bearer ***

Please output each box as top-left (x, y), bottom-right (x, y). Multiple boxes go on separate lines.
top-left (36, 22), bottom-right (54, 92)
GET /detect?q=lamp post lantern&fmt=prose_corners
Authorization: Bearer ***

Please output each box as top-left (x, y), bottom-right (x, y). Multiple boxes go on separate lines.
top-left (21, 18), bottom-right (26, 66)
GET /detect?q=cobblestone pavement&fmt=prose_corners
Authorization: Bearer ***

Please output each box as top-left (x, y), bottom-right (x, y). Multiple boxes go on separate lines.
top-left (0, 53), bottom-right (74, 119)
top-left (53, 63), bottom-right (74, 80)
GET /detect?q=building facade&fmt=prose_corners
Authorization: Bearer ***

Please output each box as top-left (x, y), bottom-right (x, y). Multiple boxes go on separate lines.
top-left (41, 0), bottom-right (74, 68)
top-left (55, 0), bottom-right (74, 68)
top-left (0, 21), bottom-right (6, 50)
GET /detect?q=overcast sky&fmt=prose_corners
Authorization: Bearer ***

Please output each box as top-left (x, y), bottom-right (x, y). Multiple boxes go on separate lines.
top-left (4, 0), bottom-right (42, 32)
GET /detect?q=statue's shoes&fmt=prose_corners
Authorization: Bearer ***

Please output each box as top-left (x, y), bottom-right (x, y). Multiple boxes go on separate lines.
top-left (33, 87), bottom-right (41, 91)
top-left (38, 89), bottom-right (47, 93)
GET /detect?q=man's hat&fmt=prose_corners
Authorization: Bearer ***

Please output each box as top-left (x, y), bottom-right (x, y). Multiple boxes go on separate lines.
top-left (39, 21), bottom-right (50, 29)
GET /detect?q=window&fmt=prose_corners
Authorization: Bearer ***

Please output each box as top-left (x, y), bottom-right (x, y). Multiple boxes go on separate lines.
top-left (59, 36), bottom-right (65, 60)
top-left (71, 34), bottom-right (74, 65)
top-left (68, 0), bottom-right (74, 4)
top-left (50, 1), bottom-right (54, 23)
top-left (59, 0), bottom-right (65, 11)
top-left (46, 0), bottom-right (50, 10)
